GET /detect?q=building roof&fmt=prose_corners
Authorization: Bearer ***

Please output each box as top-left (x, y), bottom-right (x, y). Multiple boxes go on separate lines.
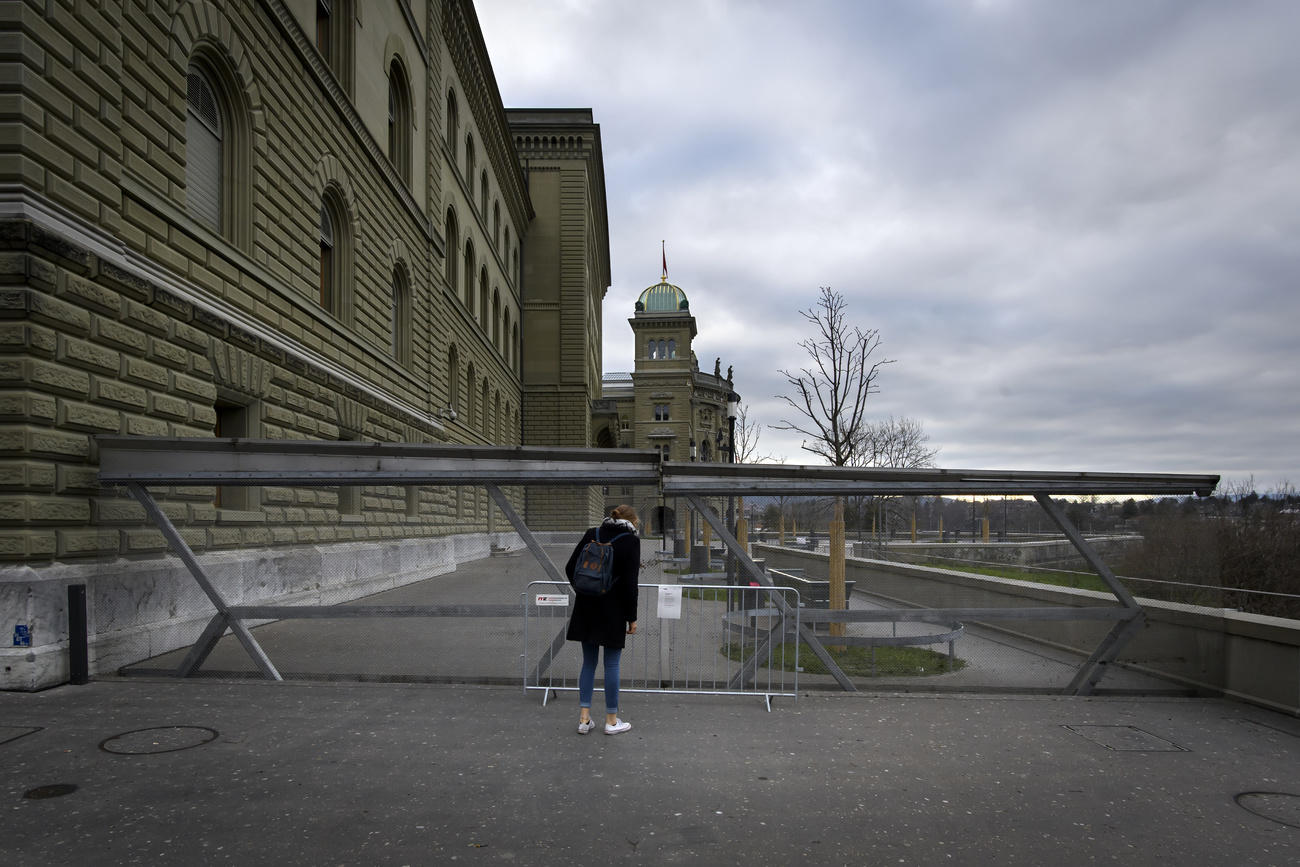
top-left (636, 280), bottom-right (689, 312)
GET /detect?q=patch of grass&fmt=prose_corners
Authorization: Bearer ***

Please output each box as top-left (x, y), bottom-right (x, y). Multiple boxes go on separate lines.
top-left (920, 561), bottom-right (1110, 592)
top-left (724, 640), bottom-right (964, 677)
top-left (681, 587), bottom-right (731, 602)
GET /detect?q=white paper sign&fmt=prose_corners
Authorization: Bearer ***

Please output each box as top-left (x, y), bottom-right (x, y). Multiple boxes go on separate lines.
top-left (535, 594), bottom-right (569, 607)
top-left (657, 585), bottom-right (683, 620)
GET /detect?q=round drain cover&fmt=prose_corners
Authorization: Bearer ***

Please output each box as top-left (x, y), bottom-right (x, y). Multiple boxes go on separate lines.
top-left (23, 783), bottom-right (77, 800)
top-left (1235, 791), bottom-right (1300, 829)
top-left (99, 726), bottom-right (218, 755)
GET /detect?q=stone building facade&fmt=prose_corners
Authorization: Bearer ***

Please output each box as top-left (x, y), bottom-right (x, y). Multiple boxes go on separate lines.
top-left (599, 277), bottom-right (739, 536)
top-left (508, 109), bottom-right (609, 529)
top-left (0, 0), bottom-right (609, 688)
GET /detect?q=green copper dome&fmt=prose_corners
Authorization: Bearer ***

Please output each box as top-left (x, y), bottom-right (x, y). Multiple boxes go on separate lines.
top-left (636, 280), bottom-right (689, 312)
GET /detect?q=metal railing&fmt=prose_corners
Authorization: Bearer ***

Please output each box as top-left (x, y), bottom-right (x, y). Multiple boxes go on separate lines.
top-left (524, 582), bottom-right (800, 710)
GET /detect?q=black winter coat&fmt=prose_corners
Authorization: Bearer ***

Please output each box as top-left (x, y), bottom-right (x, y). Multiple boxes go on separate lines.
top-left (564, 519), bottom-right (641, 648)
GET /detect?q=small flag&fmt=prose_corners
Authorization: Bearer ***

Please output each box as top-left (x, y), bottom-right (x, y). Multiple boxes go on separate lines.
top-left (661, 240), bottom-right (667, 280)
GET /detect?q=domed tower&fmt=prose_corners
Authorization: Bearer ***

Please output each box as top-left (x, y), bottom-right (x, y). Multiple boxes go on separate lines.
top-left (633, 278), bottom-right (697, 370)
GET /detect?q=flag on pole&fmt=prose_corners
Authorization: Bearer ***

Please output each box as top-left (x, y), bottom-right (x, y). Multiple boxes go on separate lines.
top-left (661, 240), bottom-right (667, 280)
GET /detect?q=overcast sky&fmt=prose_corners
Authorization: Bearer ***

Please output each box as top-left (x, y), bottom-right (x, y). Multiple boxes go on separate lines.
top-left (476, 0), bottom-right (1299, 494)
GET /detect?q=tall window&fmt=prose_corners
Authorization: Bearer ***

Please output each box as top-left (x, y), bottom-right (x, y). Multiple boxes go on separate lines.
top-left (186, 66), bottom-right (222, 233)
top-left (654, 403), bottom-right (671, 421)
top-left (318, 189), bottom-right (350, 321)
top-left (465, 363), bottom-right (476, 426)
top-left (492, 289), bottom-right (500, 348)
top-left (448, 346), bottom-right (460, 414)
top-left (318, 203), bottom-right (334, 308)
top-left (479, 171), bottom-right (488, 215)
top-left (390, 265), bottom-right (410, 365)
top-left (647, 339), bottom-right (656, 359)
top-left (493, 201), bottom-right (501, 247)
top-left (465, 134), bottom-right (475, 182)
top-left (478, 267), bottom-right (488, 326)
top-left (315, 0), bottom-right (354, 92)
top-left (445, 88), bottom-right (458, 146)
top-left (444, 209), bottom-right (458, 290)
top-left (512, 323), bottom-right (519, 373)
top-left (658, 339), bottom-right (667, 359)
top-left (463, 240), bottom-right (475, 309)
top-left (387, 58), bottom-right (412, 184)
top-left (481, 380), bottom-right (490, 436)
top-left (503, 309), bottom-right (512, 365)
top-left (667, 339), bottom-right (676, 358)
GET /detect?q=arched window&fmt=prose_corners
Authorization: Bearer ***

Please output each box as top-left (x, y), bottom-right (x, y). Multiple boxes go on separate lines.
top-left (492, 289), bottom-right (500, 348)
top-left (479, 171), bottom-right (488, 215)
top-left (390, 265), bottom-right (410, 364)
top-left (512, 323), bottom-right (519, 373)
top-left (481, 379), bottom-right (490, 435)
top-left (667, 339), bottom-right (676, 358)
top-left (186, 66), bottom-right (222, 233)
top-left (504, 226), bottom-right (511, 266)
top-left (658, 339), bottom-right (667, 359)
top-left (463, 240), bottom-right (475, 309)
top-left (647, 339), bottom-right (656, 360)
top-left (445, 88), bottom-right (458, 145)
top-left (448, 345), bottom-right (460, 414)
top-left (478, 267), bottom-right (488, 326)
top-left (444, 208), bottom-right (458, 290)
top-left (503, 309), bottom-right (512, 366)
top-left (494, 391), bottom-right (501, 443)
top-left (184, 52), bottom-right (251, 250)
top-left (387, 58), bottom-right (412, 184)
top-left (465, 362), bottom-right (476, 426)
top-left (318, 187), bottom-right (351, 321)
top-left (465, 133), bottom-right (475, 182)
top-left (493, 201), bottom-right (501, 246)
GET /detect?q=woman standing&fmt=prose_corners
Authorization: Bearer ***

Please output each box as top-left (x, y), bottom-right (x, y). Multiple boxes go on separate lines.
top-left (564, 505), bottom-right (640, 735)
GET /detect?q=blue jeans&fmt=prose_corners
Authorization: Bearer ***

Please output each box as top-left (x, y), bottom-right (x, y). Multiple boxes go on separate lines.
top-left (578, 641), bottom-right (622, 715)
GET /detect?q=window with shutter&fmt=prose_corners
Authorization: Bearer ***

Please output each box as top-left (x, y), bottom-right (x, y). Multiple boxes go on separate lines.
top-left (186, 67), bottom-right (222, 231)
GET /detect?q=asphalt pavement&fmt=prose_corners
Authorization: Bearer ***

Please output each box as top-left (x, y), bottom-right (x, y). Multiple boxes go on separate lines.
top-left (2, 679), bottom-right (1298, 865)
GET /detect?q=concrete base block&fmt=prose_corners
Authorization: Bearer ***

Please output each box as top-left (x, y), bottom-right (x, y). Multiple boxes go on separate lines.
top-left (0, 533), bottom-right (513, 691)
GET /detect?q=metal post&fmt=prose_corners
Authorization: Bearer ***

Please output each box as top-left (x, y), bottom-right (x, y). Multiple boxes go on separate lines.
top-left (67, 584), bottom-right (88, 685)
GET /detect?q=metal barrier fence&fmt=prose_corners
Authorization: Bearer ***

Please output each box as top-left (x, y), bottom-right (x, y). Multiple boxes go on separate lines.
top-left (91, 437), bottom-right (1222, 697)
top-left (524, 582), bottom-right (800, 710)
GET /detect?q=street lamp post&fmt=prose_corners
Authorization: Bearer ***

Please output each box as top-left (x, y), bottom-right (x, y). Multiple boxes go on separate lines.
top-left (724, 394), bottom-right (738, 585)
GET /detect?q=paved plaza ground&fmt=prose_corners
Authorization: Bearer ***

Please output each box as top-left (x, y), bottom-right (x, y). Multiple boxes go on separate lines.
top-left (2, 680), bottom-right (1298, 865)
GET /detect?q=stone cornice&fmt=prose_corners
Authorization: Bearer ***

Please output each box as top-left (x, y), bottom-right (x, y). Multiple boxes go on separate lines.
top-left (443, 0), bottom-right (532, 231)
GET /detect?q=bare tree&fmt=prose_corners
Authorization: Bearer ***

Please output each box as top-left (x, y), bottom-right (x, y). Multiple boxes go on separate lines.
top-left (850, 415), bottom-right (939, 469)
top-left (732, 401), bottom-right (783, 464)
top-left (774, 287), bottom-right (894, 466)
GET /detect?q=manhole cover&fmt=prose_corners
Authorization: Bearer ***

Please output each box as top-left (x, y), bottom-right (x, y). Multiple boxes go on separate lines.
top-left (1236, 792), bottom-right (1300, 829)
top-left (23, 783), bottom-right (77, 800)
top-left (99, 726), bottom-right (218, 755)
top-left (1063, 724), bottom-right (1187, 751)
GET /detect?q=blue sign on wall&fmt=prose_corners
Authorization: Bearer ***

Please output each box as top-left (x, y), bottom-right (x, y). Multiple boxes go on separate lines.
top-left (13, 625), bottom-right (31, 647)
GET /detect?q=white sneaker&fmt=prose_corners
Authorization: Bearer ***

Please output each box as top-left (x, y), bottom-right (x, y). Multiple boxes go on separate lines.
top-left (577, 718), bottom-right (596, 735)
top-left (604, 718), bottom-right (631, 735)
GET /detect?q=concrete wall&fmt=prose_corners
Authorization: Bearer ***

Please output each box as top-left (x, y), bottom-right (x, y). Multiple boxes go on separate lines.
top-left (756, 544), bottom-right (1300, 716)
top-left (0, 530), bottom-right (526, 691)
top-left (880, 536), bottom-right (1141, 569)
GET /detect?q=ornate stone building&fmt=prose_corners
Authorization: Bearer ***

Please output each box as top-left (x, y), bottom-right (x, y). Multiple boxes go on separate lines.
top-left (508, 109), bottom-right (610, 529)
top-left (0, 0), bottom-right (609, 688)
top-left (599, 275), bottom-right (739, 535)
